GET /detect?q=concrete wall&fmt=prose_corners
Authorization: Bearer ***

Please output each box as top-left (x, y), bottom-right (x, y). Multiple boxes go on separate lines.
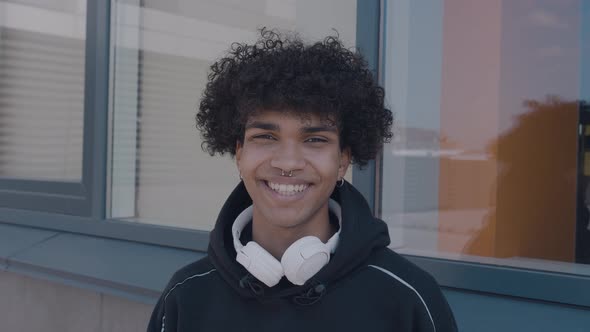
top-left (0, 271), bottom-right (152, 332)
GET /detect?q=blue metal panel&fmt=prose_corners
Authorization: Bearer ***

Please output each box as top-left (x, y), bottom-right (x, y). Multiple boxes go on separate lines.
top-left (353, 0), bottom-right (381, 212)
top-left (0, 192), bottom-right (90, 216)
top-left (408, 255), bottom-right (590, 308)
top-left (444, 288), bottom-right (590, 332)
top-left (83, 0), bottom-right (110, 219)
top-left (0, 180), bottom-right (85, 195)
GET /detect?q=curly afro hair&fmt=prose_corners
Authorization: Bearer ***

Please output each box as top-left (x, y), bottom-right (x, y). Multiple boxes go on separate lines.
top-left (196, 28), bottom-right (393, 167)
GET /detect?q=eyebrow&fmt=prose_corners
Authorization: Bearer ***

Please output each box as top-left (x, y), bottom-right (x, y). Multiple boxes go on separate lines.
top-left (245, 121), bottom-right (279, 131)
top-left (245, 121), bottom-right (338, 134)
top-left (301, 126), bottom-right (338, 134)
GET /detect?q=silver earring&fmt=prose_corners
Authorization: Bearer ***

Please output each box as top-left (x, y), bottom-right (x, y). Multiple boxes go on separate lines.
top-left (337, 178), bottom-right (344, 187)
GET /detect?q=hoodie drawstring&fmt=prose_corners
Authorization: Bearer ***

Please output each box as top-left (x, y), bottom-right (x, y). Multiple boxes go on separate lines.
top-left (239, 274), bottom-right (265, 296)
top-left (293, 282), bottom-right (326, 306)
top-left (239, 274), bottom-right (327, 306)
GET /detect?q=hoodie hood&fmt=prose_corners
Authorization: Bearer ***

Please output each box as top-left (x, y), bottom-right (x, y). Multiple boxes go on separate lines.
top-left (207, 180), bottom-right (391, 303)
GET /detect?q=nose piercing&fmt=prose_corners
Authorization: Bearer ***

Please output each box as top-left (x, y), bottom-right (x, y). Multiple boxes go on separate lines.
top-left (281, 170), bottom-right (293, 177)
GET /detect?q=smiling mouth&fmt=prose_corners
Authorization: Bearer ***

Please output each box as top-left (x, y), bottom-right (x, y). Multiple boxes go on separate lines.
top-left (265, 181), bottom-right (310, 196)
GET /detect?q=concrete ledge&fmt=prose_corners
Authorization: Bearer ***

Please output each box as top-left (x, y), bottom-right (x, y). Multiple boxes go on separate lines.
top-left (0, 222), bottom-right (205, 304)
top-left (0, 224), bottom-right (58, 268)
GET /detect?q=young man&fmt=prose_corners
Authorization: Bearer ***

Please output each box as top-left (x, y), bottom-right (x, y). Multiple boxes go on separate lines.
top-left (148, 29), bottom-right (457, 332)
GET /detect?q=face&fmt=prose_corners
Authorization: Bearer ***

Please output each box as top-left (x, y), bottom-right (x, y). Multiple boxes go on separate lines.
top-left (235, 110), bottom-right (350, 233)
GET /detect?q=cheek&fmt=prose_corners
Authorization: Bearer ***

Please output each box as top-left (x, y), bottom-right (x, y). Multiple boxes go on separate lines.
top-left (307, 150), bottom-right (342, 175)
top-left (239, 146), bottom-right (270, 172)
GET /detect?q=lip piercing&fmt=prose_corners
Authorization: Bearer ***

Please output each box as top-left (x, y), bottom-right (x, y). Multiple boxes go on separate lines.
top-left (281, 170), bottom-right (293, 177)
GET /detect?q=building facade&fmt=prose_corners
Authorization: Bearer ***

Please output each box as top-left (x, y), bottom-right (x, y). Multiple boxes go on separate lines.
top-left (1, 0), bottom-right (590, 331)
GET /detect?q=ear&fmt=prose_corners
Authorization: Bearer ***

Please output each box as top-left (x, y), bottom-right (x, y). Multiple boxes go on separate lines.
top-left (338, 147), bottom-right (351, 179)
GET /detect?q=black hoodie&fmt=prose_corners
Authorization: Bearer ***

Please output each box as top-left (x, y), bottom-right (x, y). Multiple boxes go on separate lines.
top-left (147, 181), bottom-right (457, 332)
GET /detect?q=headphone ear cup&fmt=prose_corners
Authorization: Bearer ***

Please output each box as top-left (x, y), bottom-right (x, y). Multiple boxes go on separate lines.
top-left (281, 236), bottom-right (331, 286)
top-left (236, 241), bottom-right (284, 287)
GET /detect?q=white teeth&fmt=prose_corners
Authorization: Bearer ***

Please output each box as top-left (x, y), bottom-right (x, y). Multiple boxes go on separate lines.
top-left (267, 181), bottom-right (308, 195)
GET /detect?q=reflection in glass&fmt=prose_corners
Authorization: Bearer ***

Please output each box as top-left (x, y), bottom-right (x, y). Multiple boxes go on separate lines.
top-left (381, 0), bottom-right (590, 274)
top-left (0, 0), bottom-right (86, 181)
top-left (109, 0), bottom-right (357, 230)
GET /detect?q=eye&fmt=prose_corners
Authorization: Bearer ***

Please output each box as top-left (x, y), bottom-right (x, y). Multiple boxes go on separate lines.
top-left (305, 137), bottom-right (328, 143)
top-left (252, 134), bottom-right (276, 140)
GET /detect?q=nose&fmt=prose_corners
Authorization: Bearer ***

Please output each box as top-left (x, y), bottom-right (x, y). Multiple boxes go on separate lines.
top-left (270, 141), bottom-right (306, 172)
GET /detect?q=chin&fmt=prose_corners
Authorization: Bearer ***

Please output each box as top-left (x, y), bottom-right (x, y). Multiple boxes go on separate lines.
top-left (266, 212), bottom-right (308, 229)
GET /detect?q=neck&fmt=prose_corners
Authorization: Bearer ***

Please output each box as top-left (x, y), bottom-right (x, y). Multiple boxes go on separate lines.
top-left (251, 205), bottom-right (335, 260)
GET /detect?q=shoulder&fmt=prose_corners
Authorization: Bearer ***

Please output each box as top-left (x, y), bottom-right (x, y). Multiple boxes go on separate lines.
top-left (147, 257), bottom-right (218, 332)
top-left (364, 248), bottom-right (458, 332)
top-left (169, 256), bottom-right (216, 280)
top-left (162, 256), bottom-right (218, 299)
top-left (363, 248), bottom-right (442, 308)
top-left (366, 248), bottom-right (439, 291)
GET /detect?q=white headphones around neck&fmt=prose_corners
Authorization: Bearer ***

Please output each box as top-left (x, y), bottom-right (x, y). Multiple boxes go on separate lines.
top-left (232, 200), bottom-right (342, 287)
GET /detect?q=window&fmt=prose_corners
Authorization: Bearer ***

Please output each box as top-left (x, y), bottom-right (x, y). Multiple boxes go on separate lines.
top-left (108, 0), bottom-right (357, 230)
top-left (0, 0), bottom-right (105, 216)
top-left (0, 0), bottom-right (85, 181)
top-left (381, 0), bottom-right (590, 275)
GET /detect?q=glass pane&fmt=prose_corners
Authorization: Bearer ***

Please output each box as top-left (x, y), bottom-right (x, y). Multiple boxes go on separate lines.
top-left (109, 0), bottom-right (357, 230)
top-left (381, 0), bottom-right (590, 275)
top-left (0, 0), bottom-right (86, 181)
